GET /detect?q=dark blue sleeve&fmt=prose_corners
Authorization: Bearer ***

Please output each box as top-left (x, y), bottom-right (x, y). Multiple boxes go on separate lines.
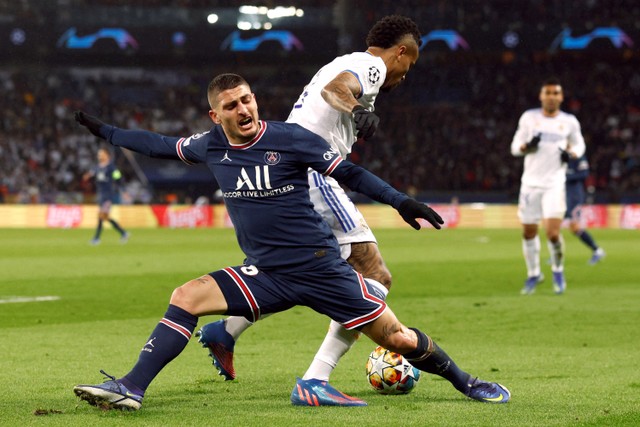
top-left (566, 156), bottom-right (590, 182)
top-left (330, 160), bottom-right (410, 209)
top-left (290, 125), bottom-right (409, 209)
top-left (102, 125), bottom-right (209, 164)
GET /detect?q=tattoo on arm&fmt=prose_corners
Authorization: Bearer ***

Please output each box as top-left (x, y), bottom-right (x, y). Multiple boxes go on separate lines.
top-left (321, 72), bottom-right (362, 113)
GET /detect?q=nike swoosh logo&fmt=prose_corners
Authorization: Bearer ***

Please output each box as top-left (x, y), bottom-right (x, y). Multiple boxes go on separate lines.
top-left (484, 393), bottom-right (504, 402)
top-left (125, 392), bottom-right (138, 398)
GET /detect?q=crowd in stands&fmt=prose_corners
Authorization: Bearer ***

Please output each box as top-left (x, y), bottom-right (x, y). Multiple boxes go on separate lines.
top-left (1, 1), bottom-right (639, 204)
top-left (2, 51), bottom-right (639, 205)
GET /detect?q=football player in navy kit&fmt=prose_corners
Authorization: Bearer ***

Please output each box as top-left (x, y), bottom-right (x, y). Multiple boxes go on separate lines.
top-left (73, 74), bottom-right (510, 411)
top-left (565, 154), bottom-right (605, 264)
top-left (83, 147), bottom-right (129, 245)
top-left (198, 15), bottom-right (425, 405)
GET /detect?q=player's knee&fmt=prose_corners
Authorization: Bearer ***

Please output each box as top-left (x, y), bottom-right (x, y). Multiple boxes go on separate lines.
top-left (169, 279), bottom-right (202, 312)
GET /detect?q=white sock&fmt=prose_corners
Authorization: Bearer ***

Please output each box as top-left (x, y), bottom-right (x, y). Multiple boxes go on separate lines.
top-left (522, 236), bottom-right (541, 277)
top-left (547, 235), bottom-right (565, 272)
top-left (224, 315), bottom-right (266, 341)
top-left (302, 320), bottom-right (361, 381)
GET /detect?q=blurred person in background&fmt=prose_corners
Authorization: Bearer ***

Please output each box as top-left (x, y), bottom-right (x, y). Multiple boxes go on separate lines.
top-left (83, 147), bottom-right (129, 245)
top-left (511, 78), bottom-right (585, 295)
top-left (565, 154), bottom-right (605, 264)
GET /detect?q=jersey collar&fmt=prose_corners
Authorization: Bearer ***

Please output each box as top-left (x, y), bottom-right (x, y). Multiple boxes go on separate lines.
top-left (229, 120), bottom-right (268, 150)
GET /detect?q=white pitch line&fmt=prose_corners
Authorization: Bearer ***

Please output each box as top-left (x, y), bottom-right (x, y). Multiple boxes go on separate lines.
top-left (0, 296), bottom-right (61, 304)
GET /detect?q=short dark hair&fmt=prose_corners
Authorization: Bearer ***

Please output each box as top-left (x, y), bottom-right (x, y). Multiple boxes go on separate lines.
top-left (541, 77), bottom-right (562, 88)
top-left (207, 73), bottom-right (249, 107)
top-left (366, 15), bottom-right (422, 49)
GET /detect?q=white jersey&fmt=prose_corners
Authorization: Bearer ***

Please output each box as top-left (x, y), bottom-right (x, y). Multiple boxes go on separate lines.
top-left (511, 108), bottom-right (586, 188)
top-left (286, 52), bottom-right (386, 159)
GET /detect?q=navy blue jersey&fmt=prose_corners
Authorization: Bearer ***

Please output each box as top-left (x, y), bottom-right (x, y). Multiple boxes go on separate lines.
top-left (565, 154), bottom-right (589, 219)
top-left (101, 120), bottom-right (409, 271)
top-left (566, 154), bottom-right (589, 183)
top-left (93, 162), bottom-right (121, 204)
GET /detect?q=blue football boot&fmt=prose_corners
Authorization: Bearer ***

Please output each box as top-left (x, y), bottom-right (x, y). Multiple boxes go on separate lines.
top-left (291, 377), bottom-right (367, 407)
top-left (589, 248), bottom-right (605, 265)
top-left (196, 320), bottom-right (236, 380)
top-left (520, 273), bottom-right (544, 295)
top-left (552, 271), bottom-right (566, 294)
top-left (466, 377), bottom-right (511, 404)
top-left (73, 370), bottom-right (143, 410)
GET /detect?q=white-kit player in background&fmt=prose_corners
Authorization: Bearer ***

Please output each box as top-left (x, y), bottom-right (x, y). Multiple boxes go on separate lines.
top-left (511, 77), bottom-right (586, 295)
top-left (196, 15), bottom-right (429, 406)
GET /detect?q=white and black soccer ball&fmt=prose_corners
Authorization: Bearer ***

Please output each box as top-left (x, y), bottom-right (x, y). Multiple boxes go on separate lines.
top-left (365, 346), bottom-right (421, 395)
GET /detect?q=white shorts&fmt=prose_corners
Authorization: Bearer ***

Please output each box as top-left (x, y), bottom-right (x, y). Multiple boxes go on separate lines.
top-left (517, 184), bottom-right (566, 224)
top-left (308, 169), bottom-right (376, 259)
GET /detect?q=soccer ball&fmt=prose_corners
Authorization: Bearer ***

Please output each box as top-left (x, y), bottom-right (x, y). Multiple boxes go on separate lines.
top-left (365, 346), bottom-right (421, 394)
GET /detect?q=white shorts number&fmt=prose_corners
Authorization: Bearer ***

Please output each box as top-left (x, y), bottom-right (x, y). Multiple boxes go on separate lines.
top-left (240, 265), bottom-right (259, 276)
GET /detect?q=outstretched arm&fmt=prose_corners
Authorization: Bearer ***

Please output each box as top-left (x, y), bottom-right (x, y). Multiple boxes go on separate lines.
top-left (75, 111), bottom-right (193, 161)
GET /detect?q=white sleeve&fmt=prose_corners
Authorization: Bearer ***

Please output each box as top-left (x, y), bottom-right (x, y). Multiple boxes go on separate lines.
top-left (511, 113), bottom-right (529, 157)
top-left (568, 116), bottom-right (586, 158)
top-left (346, 58), bottom-right (385, 101)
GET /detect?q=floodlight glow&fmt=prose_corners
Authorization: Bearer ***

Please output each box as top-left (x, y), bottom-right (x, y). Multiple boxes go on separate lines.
top-left (207, 14), bottom-right (219, 24)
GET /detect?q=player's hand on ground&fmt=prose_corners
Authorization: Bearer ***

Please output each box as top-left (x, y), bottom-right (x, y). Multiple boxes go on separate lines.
top-left (559, 148), bottom-right (571, 163)
top-left (74, 111), bottom-right (107, 138)
top-left (398, 199), bottom-right (444, 230)
top-left (352, 105), bottom-right (380, 140)
top-left (525, 133), bottom-right (542, 151)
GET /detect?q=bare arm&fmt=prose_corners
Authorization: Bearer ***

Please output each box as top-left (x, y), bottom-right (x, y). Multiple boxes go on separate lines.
top-left (320, 72), bottom-right (363, 113)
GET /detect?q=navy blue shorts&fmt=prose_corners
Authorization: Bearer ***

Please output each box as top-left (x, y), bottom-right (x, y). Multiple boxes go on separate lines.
top-left (565, 181), bottom-right (585, 220)
top-left (209, 259), bottom-right (386, 330)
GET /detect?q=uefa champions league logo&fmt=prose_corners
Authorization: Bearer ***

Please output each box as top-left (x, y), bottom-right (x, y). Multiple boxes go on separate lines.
top-left (367, 66), bottom-right (380, 85)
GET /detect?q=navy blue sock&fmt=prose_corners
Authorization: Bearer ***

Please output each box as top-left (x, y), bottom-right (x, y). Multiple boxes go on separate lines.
top-left (109, 218), bottom-right (126, 235)
top-left (122, 304), bottom-right (198, 394)
top-left (93, 220), bottom-right (103, 240)
top-left (403, 328), bottom-right (471, 393)
top-left (575, 230), bottom-right (598, 251)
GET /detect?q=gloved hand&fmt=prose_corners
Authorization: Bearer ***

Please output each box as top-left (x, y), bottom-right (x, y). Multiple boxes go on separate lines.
top-left (398, 199), bottom-right (444, 230)
top-left (74, 111), bottom-right (107, 138)
top-left (560, 149), bottom-right (571, 163)
top-left (525, 133), bottom-right (542, 151)
top-left (352, 105), bottom-right (380, 140)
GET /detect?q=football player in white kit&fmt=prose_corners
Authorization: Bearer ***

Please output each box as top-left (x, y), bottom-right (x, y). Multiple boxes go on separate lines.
top-left (197, 15), bottom-right (433, 406)
top-left (511, 78), bottom-right (585, 295)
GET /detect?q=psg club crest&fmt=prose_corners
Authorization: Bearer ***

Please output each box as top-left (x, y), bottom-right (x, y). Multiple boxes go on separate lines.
top-left (264, 151), bottom-right (281, 165)
top-left (368, 66), bottom-right (381, 85)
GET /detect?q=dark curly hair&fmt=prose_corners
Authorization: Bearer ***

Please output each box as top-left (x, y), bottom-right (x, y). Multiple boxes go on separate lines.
top-left (366, 15), bottom-right (422, 49)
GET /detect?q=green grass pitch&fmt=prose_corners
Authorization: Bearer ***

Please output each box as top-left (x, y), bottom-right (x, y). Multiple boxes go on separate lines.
top-left (1, 227), bottom-right (639, 426)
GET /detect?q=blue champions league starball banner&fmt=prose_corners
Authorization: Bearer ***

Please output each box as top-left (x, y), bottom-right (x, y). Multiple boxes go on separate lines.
top-left (1, 23), bottom-right (637, 64)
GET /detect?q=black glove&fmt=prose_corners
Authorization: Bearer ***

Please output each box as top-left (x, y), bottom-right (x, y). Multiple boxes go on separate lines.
top-left (525, 133), bottom-right (542, 151)
top-left (560, 149), bottom-right (570, 163)
top-left (352, 105), bottom-right (379, 140)
top-left (398, 199), bottom-right (444, 230)
top-left (74, 111), bottom-right (107, 139)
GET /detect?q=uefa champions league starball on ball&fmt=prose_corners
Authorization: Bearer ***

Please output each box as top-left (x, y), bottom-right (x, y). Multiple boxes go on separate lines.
top-left (365, 346), bottom-right (421, 395)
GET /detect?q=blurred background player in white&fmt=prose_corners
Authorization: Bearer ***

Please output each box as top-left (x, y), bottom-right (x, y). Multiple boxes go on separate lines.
top-left (565, 154), bottom-right (605, 264)
top-left (83, 147), bottom-right (129, 245)
top-left (511, 77), bottom-right (585, 295)
top-left (196, 15), bottom-right (424, 405)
